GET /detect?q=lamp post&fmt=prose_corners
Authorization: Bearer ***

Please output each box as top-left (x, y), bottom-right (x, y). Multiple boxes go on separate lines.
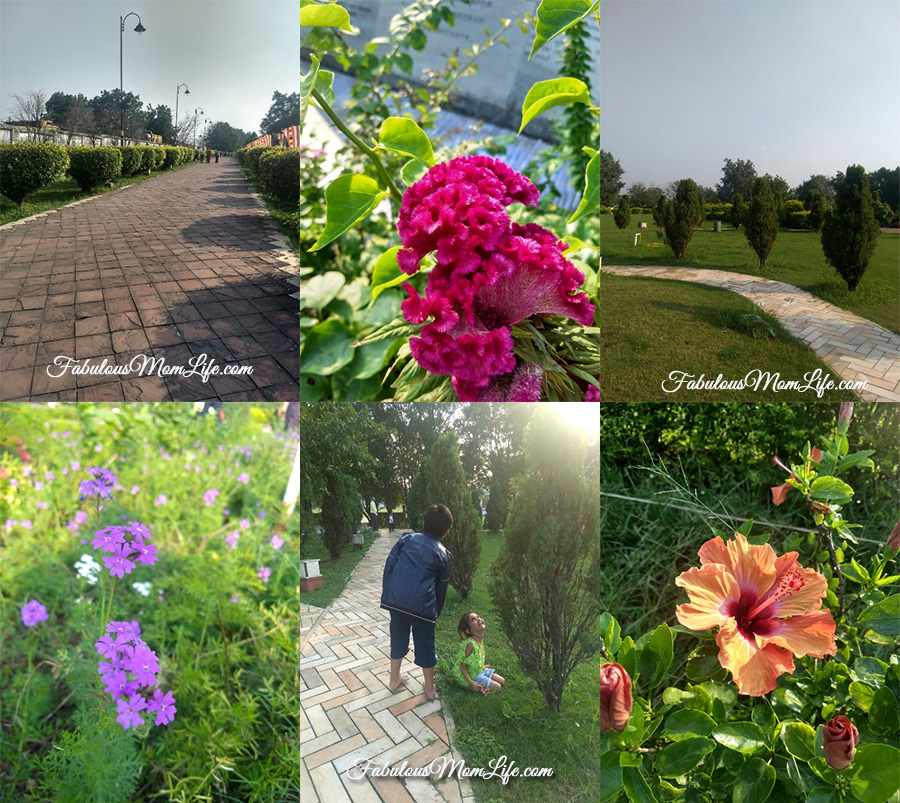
top-left (174, 84), bottom-right (190, 145)
top-left (192, 108), bottom-right (203, 148)
top-left (120, 12), bottom-right (146, 146)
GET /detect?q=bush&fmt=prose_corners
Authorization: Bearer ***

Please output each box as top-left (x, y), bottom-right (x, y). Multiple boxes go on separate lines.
top-left (661, 179), bottom-right (702, 259)
top-left (744, 176), bottom-right (779, 267)
top-left (613, 194), bottom-right (631, 229)
top-left (117, 146), bottom-right (143, 177)
top-left (66, 147), bottom-right (123, 193)
top-left (0, 142), bottom-right (70, 205)
top-left (162, 147), bottom-right (180, 170)
top-left (242, 146), bottom-right (273, 176)
top-left (258, 149), bottom-right (301, 204)
top-left (731, 194), bottom-right (745, 228)
top-left (821, 165), bottom-right (881, 291)
top-left (320, 470), bottom-right (361, 560)
top-left (138, 147), bottom-right (155, 173)
top-left (806, 188), bottom-right (826, 231)
top-left (783, 209), bottom-right (812, 229)
top-left (483, 477), bottom-right (508, 533)
top-left (150, 148), bottom-right (166, 170)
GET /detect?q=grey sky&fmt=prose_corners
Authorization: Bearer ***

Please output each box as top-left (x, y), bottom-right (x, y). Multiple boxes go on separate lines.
top-left (0, 0), bottom-right (298, 136)
top-left (601, 0), bottom-right (900, 192)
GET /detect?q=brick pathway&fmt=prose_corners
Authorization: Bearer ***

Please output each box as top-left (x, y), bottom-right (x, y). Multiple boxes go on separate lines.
top-left (0, 157), bottom-right (300, 401)
top-left (602, 265), bottom-right (900, 401)
top-left (301, 530), bottom-right (473, 803)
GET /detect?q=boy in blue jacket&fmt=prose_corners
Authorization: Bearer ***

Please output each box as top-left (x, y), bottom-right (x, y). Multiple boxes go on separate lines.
top-left (380, 504), bottom-right (452, 700)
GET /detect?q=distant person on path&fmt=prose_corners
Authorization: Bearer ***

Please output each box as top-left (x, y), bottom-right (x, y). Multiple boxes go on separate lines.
top-left (388, 514), bottom-right (394, 533)
top-left (380, 504), bottom-right (452, 700)
top-left (453, 612), bottom-right (506, 695)
top-left (215, 150), bottom-right (219, 163)
top-left (206, 149), bottom-right (211, 163)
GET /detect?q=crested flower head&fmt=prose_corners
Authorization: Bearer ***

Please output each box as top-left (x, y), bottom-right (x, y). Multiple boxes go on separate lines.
top-left (675, 532), bottom-right (836, 696)
top-left (397, 156), bottom-right (595, 401)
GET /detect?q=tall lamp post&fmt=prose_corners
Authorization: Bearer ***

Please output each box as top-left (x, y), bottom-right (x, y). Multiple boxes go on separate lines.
top-left (120, 12), bottom-right (146, 146)
top-left (192, 108), bottom-right (204, 148)
top-left (174, 83), bottom-right (190, 145)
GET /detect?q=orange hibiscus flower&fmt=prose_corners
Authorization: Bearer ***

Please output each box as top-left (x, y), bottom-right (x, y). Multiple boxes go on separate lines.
top-left (675, 532), bottom-right (836, 696)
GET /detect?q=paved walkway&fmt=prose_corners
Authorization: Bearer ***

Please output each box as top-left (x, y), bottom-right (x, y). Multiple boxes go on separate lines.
top-left (0, 157), bottom-right (299, 401)
top-left (300, 530), bottom-right (472, 803)
top-left (602, 265), bottom-right (900, 401)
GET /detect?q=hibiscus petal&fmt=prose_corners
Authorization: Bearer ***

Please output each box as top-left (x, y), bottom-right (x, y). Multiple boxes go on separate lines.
top-left (771, 483), bottom-right (792, 506)
top-left (757, 611), bottom-right (837, 658)
top-left (675, 564), bottom-right (740, 630)
top-left (697, 533), bottom-right (775, 600)
top-left (716, 618), bottom-right (795, 697)
top-left (762, 556), bottom-right (828, 617)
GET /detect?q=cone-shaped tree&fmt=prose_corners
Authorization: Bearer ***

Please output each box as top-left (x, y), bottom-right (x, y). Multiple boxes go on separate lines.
top-left (405, 469), bottom-right (428, 533)
top-left (321, 470), bottom-right (362, 559)
top-left (409, 432), bottom-right (481, 599)
top-left (731, 193), bottom-right (746, 229)
top-left (613, 194), bottom-right (631, 229)
top-left (484, 477), bottom-right (508, 532)
top-left (662, 179), bottom-right (702, 259)
top-left (744, 177), bottom-right (779, 267)
top-left (806, 188), bottom-right (826, 232)
top-left (488, 408), bottom-right (600, 712)
top-left (821, 165), bottom-right (881, 291)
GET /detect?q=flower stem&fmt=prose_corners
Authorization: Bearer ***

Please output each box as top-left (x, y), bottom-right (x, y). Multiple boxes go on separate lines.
top-left (310, 87), bottom-right (404, 202)
top-left (821, 528), bottom-right (845, 619)
top-left (216, 600), bottom-right (231, 701)
top-left (103, 577), bottom-right (116, 633)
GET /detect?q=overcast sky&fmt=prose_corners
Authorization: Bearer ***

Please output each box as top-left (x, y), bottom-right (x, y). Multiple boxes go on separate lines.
top-left (0, 0), bottom-right (298, 135)
top-left (601, 0), bottom-right (900, 191)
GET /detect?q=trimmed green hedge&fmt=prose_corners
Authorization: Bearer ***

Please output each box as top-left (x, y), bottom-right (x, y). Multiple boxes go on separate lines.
top-left (117, 146), bottom-right (143, 176)
top-left (258, 149), bottom-right (300, 203)
top-left (66, 146), bottom-right (123, 193)
top-left (0, 141), bottom-right (70, 205)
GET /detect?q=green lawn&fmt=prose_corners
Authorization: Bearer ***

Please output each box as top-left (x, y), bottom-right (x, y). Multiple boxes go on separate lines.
top-left (434, 532), bottom-right (601, 803)
top-left (599, 272), bottom-right (858, 401)
top-left (0, 162), bottom-right (195, 226)
top-left (599, 214), bottom-right (900, 333)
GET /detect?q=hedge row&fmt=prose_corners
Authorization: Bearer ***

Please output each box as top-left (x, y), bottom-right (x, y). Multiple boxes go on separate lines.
top-left (0, 142), bottom-right (197, 205)
top-left (601, 202), bottom-right (815, 229)
top-left (236, 146), bottom-right (302, 204)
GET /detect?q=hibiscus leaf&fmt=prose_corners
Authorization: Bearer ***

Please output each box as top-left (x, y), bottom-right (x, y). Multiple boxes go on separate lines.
top-left (779, 721), bottom-right (817, 761)
top-left (858, 595), bottom-right (900, 637)
top-left (518, 78), bottom-right (591, 134)
top-left (309, 175), bottom-right (390, 252)
top-left (664, 709), bottom-right (716, 741)
top-left (621, 764), bottom-right (657, 803)
top-left (712, 722), bottom-right (768, 754)
top-left (598, 612), bottom-right (622, 655)
top-left (733, 758), bottom-right (776, 803)
top-left (637, 624), bottom-right (673, 690)
top-left (869, 686), bottom-right (900, 736)
top-left (846, 744), bottom-right (900, 803)
top-left (379, 117), bottom-right (435, 167)
top-left (809, 475), bottom-right (854, 504)
top-left (655, 737), bottom-right (716, 778)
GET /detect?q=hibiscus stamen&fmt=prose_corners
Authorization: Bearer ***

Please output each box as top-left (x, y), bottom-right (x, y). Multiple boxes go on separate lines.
top-left (746, 569), bottom-right (806, 621)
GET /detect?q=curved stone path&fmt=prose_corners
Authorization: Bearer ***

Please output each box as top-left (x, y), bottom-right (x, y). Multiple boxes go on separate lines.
top-left (602, 265), bottom-right (900, 401)
top-left (300, 529), bottom-right (472, 803)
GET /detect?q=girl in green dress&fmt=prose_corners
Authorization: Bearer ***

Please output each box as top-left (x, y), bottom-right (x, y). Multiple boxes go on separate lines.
top-left (453, 612), bottom-right (506, 695)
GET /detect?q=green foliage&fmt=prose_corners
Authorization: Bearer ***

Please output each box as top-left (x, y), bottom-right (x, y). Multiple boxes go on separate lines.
top-left (116, 146), bottom-right (143, 176)
top-left (161, 146), bottom-right (179, 170)
top-left (717, 157), bottom-right (757, 204)
top-left (822, 165), bottom-right (882, 291)
top-left (613, 193), bottom-right (631, 230)
top-left (807, 188), bottom-right (827, 231)
top-left (320, 470), bottom-right (362, 559)
top-left (529, 0), bottom-right (600, 59)
top-left (66, 146), bottom-right (123, 192)
top-left (559, 19), bottom-right (598, 194)
top-left (731, 193), bottom-right (746, 228)
top-left (518, 77), bottom-right (591, 134)
top-left (744, 176), bottom-right (779, 267)
top-left (488, 408), bottom-right (600, 712)
top-left (137, 146), bottom-right (155, 172)
top-left (258, 148), bottom-right (301, 204)
top-left (484, 477), bottom-right (508, 533)
top-left (406, 468), bottom-right (428, 533)
top-left (599, 149), bottom-right (625, 206)
top-left (661, 178), bottom-right (702, 259)
top-left (0, 141), bottom-right (70, 205)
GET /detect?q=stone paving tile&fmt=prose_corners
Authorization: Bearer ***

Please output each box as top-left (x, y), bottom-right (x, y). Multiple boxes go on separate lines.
top-left (603, 265), bottom-right (900, 400)
top-left (0, 157), bottom-right (298, 401)
top-left (301, 530), bottom-right (466, 803)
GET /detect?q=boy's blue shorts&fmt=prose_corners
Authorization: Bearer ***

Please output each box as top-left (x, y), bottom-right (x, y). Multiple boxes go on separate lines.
top-left (473, 668), bottom-right (495, 689)
top-left (389, 610), bottom-right (436, 668)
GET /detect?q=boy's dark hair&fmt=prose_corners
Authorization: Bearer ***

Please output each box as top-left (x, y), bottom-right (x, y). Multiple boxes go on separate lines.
top-left (423, 504), bottom-right (453, 537)
top-left (458, 611), bottom-right (476, 640)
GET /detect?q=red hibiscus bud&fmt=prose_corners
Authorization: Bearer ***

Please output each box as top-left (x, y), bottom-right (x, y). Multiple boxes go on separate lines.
top-left (887, 521), bottom-right (900, 553)
top-left (599, 663), bottom-right (632, 733)
top-left (838, 402), bottom-right (854, 425)
top-left (822, 715), bottom-right (859, 771)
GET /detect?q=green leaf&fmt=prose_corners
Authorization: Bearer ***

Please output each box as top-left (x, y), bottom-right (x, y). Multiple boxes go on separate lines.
top-left (313, 69), bottom-right (335, 109)
top-left (637, 624), bottom-right (673, 690)
top-left (296, 271), bottom-right (345, 313)
top-left (869, 686), bottom-right (900, 735)
top-left (518, 77), bottom-right (591, 134)
top-left (620, 751), bottom-right (644, 767)
top-left (712, 722), bottom-right (768, 754)
top-left (807, 788), bottom-right (842, 803)
top-left (733, 759), bottom-right (776, 803)
top-left (568, 151), bottom-right (600, 224)
top-left (371, 246), bottom-right (413, 302)
top-left (847, 744), bottom-right (900, 803)
top-left (529, 0), bottom-right (601, 59)
top-left (400, 158), bottom-right (429, 187)
top-left (379, 117), bottom-right (435, 167)
top-left (355, 291), bottom-right (401, 327)
top-left (598, 613), bottom-right (622, 655)
top-left (298, 319), bottom-right (355, 376)
top-left (779, 721), bottom-right (816, 762)
top-left (686, 644), bottom-right (727, 682)
top-left (809, 475), bottom-right (854, 504)
top-left (300, 3), bottom-right (353, 32)
top-left (599, 765), bottom-right (624, 802)
top-left (858, 595), bottom-right (900, 637)
top-left (836, 450), bottom-right (876, 472)
top-left (699, 681), bottom-right (738, 712)
top-left (299, 373), bottom-right (330, 401)
top-left (664, 709), bottom-right (716, 740)
top-left (622, 764), bottom-right (659, 803)
top-left (655, 737), bottom-right (715, 778)
top-left (299, 55), bottom-right (320, 134)
top-left (348, 337), bottom-right (396, 381)
top-left (310, 175), bottom-right (390, 252)
top-left (619, 636), bottom-right (637, 679)
top-left (849, 681), bottom-right (876, 712)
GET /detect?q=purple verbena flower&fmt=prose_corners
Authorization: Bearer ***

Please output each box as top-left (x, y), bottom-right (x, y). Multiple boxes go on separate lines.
top-left (258, 566), bottom-right (271, 583)
top-left (79, 466), bottom-right (117, 499)
top-left (270, 534), bottom-right (284, 549)
top-left (146, 690), bottom-right (177, 725)
top-left (203, 489), bottom-right (220, 507)
top-left (103, 542), bottom-right (137, 578)
top-left (155, 494), bottom-right (167, 506)
top-left (21, 599), bottom-right (48, 627)
top-left (116, 694), bottom-right (147, 730)
top-left (237, 473), bottom-right (249, 484)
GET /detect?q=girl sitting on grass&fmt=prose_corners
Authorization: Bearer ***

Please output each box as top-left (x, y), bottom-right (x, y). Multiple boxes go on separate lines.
top-left (453, 611), bottom-right (506, 695)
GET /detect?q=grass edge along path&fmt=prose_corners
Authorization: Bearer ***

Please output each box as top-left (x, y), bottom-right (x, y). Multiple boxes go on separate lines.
top-left (601, 268), bottom-right (900, 402)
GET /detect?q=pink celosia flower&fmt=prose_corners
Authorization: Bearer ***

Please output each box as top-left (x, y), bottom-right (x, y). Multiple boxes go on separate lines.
top-left (396, 156), bottom-right (595, 400)
top-left (585, 384), bottom-right (600, 402)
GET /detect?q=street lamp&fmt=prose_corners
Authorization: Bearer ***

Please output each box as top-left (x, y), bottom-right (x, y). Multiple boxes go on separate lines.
top-left (192, 108), bottom-right (203, 148)
top-left (120, 11), bottom-right (146, 146)
top-left (174, 83), bottom-right (190, 144)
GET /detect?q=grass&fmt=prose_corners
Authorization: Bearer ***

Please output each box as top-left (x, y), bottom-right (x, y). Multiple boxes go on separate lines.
top-left (599, 272), bottom-right (858, 401)
top-left (600, 214), bottom-right (900, 332)
top-left (0, 162), bottom-right (196, 226)
top-left (298, 528), bottom-right (380, 609)
top-left (434, 532), bottom-right (601, 803)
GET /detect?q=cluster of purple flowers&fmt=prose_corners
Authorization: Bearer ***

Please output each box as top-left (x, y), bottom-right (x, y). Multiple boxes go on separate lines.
top-left (396, 155), bottom-right (596, 401)
top-left (79, 467), bottom-right (117, 500)
top-left (21, 599), bottom-right (49, 627)
top-left (95, 621), bottom-right (176, 729)
top-left (91, 522), bottom-right (158, 578)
